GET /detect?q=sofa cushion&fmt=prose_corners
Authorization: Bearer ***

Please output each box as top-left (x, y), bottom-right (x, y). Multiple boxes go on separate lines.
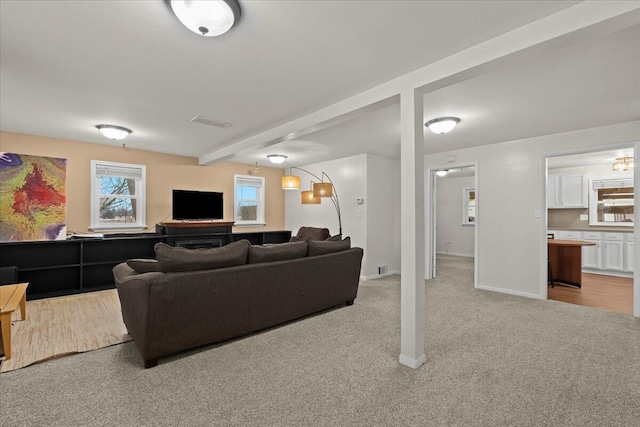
top-left (248, 241), bottom-right (308, 264)
top-left (289, 235), bottom-right (308, 243)
top-left (307, 237), bottom-right (351, 257)
top-left (294, 226), bottom-right (330, 241)
top-left (325, 234), bottom-right (342, 241)
top-left (154, 240), bottom-right (250, 273)
top-left (126, 258), bottom-right (158, 273)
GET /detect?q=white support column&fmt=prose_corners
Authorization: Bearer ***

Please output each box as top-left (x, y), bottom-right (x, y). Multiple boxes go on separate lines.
top-left (399, 88), bottom-right (426, 369)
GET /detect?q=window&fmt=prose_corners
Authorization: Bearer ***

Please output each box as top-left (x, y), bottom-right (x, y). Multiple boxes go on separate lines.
top-left (462, 187), bottom-right (475, 225)
top-left (90, 160), bottom-right (146, 231)
top-left (589, 179), bottom-right (633, 226)
top-left (234, 174), bottom-right (265, 226)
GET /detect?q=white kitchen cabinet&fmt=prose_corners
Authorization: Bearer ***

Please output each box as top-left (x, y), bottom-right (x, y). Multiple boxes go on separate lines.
top-left (601, 233), bottom-right (624, 271)
top-left (581, 232), bottom-right (601, 269)
top-left (624, 242), bottom-right (634, 273)
top-left (547, 174), bottom-right (588, 208)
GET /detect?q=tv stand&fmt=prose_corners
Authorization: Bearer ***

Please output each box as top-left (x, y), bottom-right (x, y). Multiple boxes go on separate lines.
top-left (156, 222), bottom-right (234, 248)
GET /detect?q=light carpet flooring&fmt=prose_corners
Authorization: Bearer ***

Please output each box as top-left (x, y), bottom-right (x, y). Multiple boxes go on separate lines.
top-left (1, 255), bottom-right (639, 426)
top-left (0, 290), bottom-right (130, 372)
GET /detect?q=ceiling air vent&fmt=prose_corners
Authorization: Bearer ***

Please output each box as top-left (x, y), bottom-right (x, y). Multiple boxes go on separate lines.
top-left (191, 116), bottom-right (232, 128)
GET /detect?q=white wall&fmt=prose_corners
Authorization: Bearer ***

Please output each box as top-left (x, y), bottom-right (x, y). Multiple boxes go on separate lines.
top-left (436, 175), bottom-right (475, 257)
top-left (285, 153), bottom-right (401, 279)
top-left (366, 154), bottom-right (401, 277)
top-left (424, 120), bottom-right (640, 299)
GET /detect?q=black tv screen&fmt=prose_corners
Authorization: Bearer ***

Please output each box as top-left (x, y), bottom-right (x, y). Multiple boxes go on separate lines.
top-left (172, 190), bottom-right (223, 221)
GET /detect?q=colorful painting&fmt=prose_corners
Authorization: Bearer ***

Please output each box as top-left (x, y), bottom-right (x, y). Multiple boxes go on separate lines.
top-left (0, 153), bottom-right (67, 242)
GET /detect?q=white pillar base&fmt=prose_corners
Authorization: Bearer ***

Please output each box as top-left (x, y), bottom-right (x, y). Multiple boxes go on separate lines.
top-left (399, 353), bottom-right (426, 369)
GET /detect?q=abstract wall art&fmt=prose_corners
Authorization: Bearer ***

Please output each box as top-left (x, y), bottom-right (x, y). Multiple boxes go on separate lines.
top-left (0, 152), bottom-right (67, 242)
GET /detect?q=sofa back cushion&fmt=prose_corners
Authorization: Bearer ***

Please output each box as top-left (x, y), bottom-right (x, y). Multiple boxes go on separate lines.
top-left (248, 241), bottom-right (308, 264)
top-left (154, 240), bottom-right (250, 273)
top-left (307, 237), bottom-right (351, 257)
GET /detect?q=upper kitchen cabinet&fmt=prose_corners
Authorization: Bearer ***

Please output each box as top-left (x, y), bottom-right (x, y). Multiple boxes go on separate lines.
top-left (547, 174), bottom-right (588, 208)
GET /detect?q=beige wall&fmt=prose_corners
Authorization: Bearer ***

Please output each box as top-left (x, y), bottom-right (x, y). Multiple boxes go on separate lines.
top-left (0, 131), bottom-right (285, 234)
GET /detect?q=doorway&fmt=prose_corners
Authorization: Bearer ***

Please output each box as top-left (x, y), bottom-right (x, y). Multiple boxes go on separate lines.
top-left (427, 163), bottom-right (478, 287)
top-left (544, 146), bottom-right (636, 315)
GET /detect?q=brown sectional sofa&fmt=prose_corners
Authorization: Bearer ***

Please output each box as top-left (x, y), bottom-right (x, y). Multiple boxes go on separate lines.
top-left (113, 239), bottom-right (363, 368)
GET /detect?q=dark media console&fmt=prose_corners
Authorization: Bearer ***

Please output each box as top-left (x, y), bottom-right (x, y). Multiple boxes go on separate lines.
top-left (0, 223), bottom-right (291, 300)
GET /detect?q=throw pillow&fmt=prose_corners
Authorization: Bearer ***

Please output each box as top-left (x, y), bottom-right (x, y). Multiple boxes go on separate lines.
top-left (307, 237), bottom-right (351, 257)
top-left (325, 234), bottom-right (342, 241)
top-left (289, 235), bottom-right (308, 243)
top-left (248, 241), bottom-right (308, 264)
top-left (126, 258), bottom-right (158, 273)
top-left (154, 240), bottom-right (250, 273)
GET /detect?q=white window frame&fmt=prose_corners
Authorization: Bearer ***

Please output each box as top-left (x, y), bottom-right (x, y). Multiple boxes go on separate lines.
top-left (234, 174), bottom-right (265, 227)
top-left (90, 160), bottom-right (146, 231)
top-left (462, 187), bottom-right (476, 226)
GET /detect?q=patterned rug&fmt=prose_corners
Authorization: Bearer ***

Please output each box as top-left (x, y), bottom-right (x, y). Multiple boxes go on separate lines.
top-left (0, 290), bottom-right (130, 373)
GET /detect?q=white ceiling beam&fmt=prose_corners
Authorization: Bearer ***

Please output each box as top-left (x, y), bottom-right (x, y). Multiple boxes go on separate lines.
top-left (199, 1), bottom-right (639, 165)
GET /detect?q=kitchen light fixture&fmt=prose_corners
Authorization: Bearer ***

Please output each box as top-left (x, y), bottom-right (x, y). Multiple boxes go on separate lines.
top-left (612, 157), bottom-right (634, 171)
top-left (435, 170), bottom-right (448, 177)
top-left (282, 167), bottom-right (342, 235)
top-left (168, 0), bottom-right (242, 37)
top-left (96, 124), bottom-right (132, 140)
top-left (425, 117), bottom-right (461, 134)
top-left (267, 154), bottom-right (287, 164)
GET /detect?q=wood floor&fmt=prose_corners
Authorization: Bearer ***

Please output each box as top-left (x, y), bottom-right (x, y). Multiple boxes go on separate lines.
top-left (548, 273), bottom-right (633, 315)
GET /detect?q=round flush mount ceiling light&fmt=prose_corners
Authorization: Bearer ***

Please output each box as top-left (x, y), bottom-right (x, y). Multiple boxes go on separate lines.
top-left (96, 124), bottom-right (132, 140)
top-left (435, 170), bottom-right (449, 177)
top-left (169, 0), bottom-right (242, 37)
top-left (267, 154), bottom-right (287, 164)
top-left (425, 117), bottom-right (461, 134)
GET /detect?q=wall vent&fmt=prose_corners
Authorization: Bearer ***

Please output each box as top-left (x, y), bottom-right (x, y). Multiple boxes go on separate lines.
top-left (191, 116), bottom-right (232, 128)
top-left (378, 265), bottom-right (388, 275)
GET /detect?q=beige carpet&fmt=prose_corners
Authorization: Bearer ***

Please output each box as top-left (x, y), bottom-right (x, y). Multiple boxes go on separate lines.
top-left (0, 289), bottom-right (130, 373)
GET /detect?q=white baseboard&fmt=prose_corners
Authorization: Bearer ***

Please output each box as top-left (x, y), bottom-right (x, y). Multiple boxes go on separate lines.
top-left (582, 268), bottom-right (633, 278)
top-left (436, 251), bottom-right (474, 258)
top-left (477, 284), bottom-right (544, 300)
top-left (399, 353), bottom-right (426, 369)
top-left (360, 270), bottom-right (400, 281)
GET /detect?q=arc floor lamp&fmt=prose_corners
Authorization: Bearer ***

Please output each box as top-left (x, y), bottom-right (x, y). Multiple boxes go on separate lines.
top-left (282, 167), bottom-right (342, 236)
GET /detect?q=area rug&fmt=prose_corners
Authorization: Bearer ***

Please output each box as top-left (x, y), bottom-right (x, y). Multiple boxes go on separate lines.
top-left (0, 289), bottom-right (130, 373)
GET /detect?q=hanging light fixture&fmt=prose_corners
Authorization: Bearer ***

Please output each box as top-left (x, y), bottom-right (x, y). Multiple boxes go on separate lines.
top-left (168, 0), bottom-right (242, 37)
top-left (267, 154), bottom-right (287, 164)
top-left (425, 117), bottom-right (461, 134)
top-left (612, 157), bottom-right (634, 171)
top-left (96, 124), bottom-right (132, 140)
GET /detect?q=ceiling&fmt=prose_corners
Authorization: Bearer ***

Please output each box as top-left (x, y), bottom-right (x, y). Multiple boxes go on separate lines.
top-left (1, 1), bottom-right (584, 159)
top-left (232, 22), bottom-right (640, 168)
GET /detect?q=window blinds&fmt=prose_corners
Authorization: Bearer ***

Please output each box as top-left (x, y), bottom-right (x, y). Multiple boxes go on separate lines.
top-left (95, 163), bottom-right (144, 181)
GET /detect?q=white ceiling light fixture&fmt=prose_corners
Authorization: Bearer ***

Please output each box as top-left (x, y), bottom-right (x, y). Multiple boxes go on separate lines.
top-left (169, 0), bottom-right (242, 37)
top-left (435, 170), bottom-right (448, 177)
top-left (267, 154), bottom-right (287, 164)
top-left (425, 117), bottom-right (461, 134)
top-left (96, 124), bottom-right (132, 140)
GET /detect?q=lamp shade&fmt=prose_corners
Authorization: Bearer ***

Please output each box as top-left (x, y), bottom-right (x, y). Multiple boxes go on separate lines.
top-left (169, 0), bottom-right (241, 37)
top-left (282, 175), bottom-right (300, 190)
top-left (301, 190), bottom-right (321, 204)
top-left (313, 182), bottom-right (333, 197)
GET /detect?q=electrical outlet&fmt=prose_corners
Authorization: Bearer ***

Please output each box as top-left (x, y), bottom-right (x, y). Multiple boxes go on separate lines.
top-left (580, 214), bottom-right (588, 221)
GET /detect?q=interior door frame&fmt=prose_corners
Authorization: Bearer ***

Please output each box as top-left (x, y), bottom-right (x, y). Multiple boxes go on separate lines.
top-left (541, 143), bottom-right (638, 318)
top-left (426, 161), bottom-right (479, 289)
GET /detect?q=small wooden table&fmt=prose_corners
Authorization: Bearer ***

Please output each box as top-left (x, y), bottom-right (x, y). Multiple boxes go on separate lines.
top-left (0, 283), bottom-right (28, 360)
top-left (548, 240), bottom-right (595, 288)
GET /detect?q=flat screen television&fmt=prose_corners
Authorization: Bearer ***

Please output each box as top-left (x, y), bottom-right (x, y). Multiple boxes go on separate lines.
top-left (172, 189), bottom-right (223, 221)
